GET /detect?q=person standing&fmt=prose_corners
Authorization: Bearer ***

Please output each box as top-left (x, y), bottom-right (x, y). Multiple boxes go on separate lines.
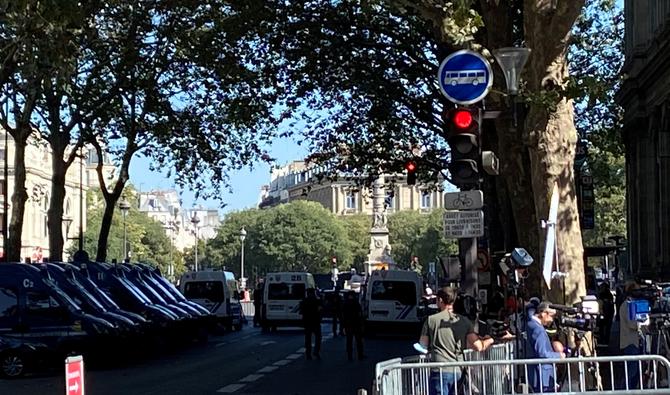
top-left (342, 291), bottom-right (364, 361)
top-left (525, 302), bottom-right (565, 393)
top-left (597, 282), bottom-right (614, 344)
top-left (252, 280), bottom-right (264, 328)
top-left (418, 287), bottom-right (496, 395)
top-left (299, 288), bottom-right (323, 360)
top-left (331, 286), bottom-right (344, 337)
top-left (618, 281), bottom-right (648, 389)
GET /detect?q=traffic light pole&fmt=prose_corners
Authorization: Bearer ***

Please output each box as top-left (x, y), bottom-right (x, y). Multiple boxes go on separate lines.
top-left (459, 237), bottom-right (478, 297)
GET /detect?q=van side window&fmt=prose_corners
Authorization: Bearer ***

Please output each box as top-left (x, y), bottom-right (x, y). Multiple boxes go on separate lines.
top-left (0, 287), bottom-right (18, 318)
top-left (370, 280), bottom-right (417, 306)
top-left (268, 283), bottom-right (306, 300)
top-left (184, 281), bottom-right (224, 302)
top-left (26, 291), bottom-right (61, 312)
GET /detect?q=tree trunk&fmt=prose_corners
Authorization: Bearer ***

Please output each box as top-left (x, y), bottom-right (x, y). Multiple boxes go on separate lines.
top-left (479, 1), bottom-right (586, 302)
top-left (7, 130), bottom-right (30, 262)
top-left (47, 140), bottom-right (68, 262)
top-left (96, 200), bottom-right (116, 262)
top-left (93, 142), bottom-right (132, 263)
top-left (523, 0), bottom-right (586, 304)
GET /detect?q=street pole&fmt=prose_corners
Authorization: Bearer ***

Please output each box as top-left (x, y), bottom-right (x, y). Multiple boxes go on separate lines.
top-left (194, 228), bottom-right (198, 272)
top-left (3, 91), bottom-right (8, 262)
top-left (78, 147), bottom-right (83, 251)
top-left (119, 199), bottom-right (130, 262)
top-left (239, 227), bottom-right (247, 290)
top-left (459, 237), bottom-right (478, 297)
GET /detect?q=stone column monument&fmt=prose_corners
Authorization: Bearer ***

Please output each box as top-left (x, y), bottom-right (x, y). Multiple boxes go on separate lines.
top-left (366, 175), bottom-right (396, 274)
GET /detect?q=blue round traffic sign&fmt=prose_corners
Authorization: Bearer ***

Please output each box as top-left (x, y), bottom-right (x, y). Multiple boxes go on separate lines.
top-left (438, 50), bottom-right (493, 105)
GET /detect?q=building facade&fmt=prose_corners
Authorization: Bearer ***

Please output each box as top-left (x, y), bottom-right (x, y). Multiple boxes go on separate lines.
top-left (259, 161), bottom-right (448, 214)
top-left (137, 189), bottom-right (220, 251)
top-left (0, 130), bottom-right (88, 261)
top-left (617, 1), bottom-right (670, 277)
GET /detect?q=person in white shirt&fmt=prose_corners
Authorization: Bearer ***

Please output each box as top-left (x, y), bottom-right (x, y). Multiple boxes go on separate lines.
top-left (618, 281), bottom-right (648, 389)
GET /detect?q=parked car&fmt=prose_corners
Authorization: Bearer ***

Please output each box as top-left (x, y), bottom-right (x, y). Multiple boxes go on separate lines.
top-left (0, 336), bottom-right (50, 378)
top-left (0, 263), bottom-right (118, 358)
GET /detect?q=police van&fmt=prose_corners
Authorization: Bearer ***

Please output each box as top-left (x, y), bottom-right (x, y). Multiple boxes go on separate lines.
top-left (261, 272), bottom-right (315, 330)
top-left (362, 270), bottom-right (423, 332)
top-left (179, 270), bottom-right (243, 331)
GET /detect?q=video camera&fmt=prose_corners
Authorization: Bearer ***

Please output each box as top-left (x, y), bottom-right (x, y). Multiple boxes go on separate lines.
top-left (454, 292), bottom-right (481, 321)
top-left (625, 280), bottom-right (670, 326)
top-left (498, 248), bottom-right (533, 288)
top-left (551, 295), bottom-right (600, 332)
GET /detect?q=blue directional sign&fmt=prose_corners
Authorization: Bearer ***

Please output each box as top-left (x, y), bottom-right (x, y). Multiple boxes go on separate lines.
top-left (438, 50), bottom-right (493, 105)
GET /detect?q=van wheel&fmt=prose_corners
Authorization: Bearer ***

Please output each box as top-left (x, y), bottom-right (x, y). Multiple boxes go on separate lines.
top-left (1, 352), bottom-right (26, 378)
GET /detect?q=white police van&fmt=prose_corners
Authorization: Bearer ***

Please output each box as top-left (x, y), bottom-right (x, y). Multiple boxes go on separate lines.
top-left (261, 272), bottom-right (315, 330)
top-left (362, 270), bottom-right (423, 332)
top-left (179, 270), bottom-right (243, 330)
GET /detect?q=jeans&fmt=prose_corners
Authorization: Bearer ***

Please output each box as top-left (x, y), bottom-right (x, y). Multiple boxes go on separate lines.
top-left (429, 370), bottom-right (461, 395)
top-left (619, 344), bottom-right (641, 389)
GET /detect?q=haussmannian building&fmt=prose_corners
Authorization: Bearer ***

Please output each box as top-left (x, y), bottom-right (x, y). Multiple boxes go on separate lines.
top-left (617, 1), bottom-right (670, 278)
top-left (0, 129), bottom-right (111, 261)
top-left (258, 161), bottom-right (448, 215)
top-left (137, 189), bottom-right (220, 252)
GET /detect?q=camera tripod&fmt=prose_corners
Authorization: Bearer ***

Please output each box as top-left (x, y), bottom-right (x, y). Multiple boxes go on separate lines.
top-left (643, 319), bottom-right (670, 388)
top-left (556, 330), bottom-right (603, 392)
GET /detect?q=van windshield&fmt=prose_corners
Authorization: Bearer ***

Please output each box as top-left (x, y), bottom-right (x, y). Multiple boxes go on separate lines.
top-left (370, 280), bottom-right (417, 306)
top-left (184, 281), bottom-right (224, 302)
top-left (268, 283), bottom-right (305, 300)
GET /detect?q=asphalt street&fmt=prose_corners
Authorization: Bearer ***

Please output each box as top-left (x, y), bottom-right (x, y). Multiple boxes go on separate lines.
top-left (0, 323), bottom-right (417, 395)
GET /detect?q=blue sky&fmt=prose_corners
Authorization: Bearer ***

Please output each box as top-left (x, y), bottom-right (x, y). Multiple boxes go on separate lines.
top-left (129, 137), bottom-right (310, 214)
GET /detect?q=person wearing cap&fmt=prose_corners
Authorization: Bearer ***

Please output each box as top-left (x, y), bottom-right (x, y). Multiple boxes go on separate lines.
top-left (418, 287), bottom-right (500, 395)
top-left (526, 302), bottom-right (564, 392)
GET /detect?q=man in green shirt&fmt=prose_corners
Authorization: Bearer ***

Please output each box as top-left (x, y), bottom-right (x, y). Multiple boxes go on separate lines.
top-left (418, 287), bottom-right (495, 395)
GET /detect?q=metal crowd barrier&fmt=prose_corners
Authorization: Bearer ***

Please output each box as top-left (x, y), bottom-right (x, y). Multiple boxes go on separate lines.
top-left (241, 301), bottom-right (255, 318)
top-left (374, 353), bottom-right (670, 395)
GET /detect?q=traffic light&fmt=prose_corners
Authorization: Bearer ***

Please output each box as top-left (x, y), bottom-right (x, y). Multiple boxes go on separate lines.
top-left (444, 107), bottom-right (481, 187)
top-left (405, 161), bottom-right (417, 185)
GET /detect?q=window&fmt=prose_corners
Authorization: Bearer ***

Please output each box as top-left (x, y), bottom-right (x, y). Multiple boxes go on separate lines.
top-left (385, 191), bottom-right (395, 211)
top-left (421, 191), bottom-right (431, 209)
top-left (184, 281), bottom-right (224, 302)
top-left (370, 281), bottom-right (417, 306)
top-left (0, 287), bottom-right (17, 318)
top-left (268, 283), bottom-right (306, 300)
top-left (26, 291), bottom-right (61, 313)
top-left (346, 191), bottom-right (357, 210)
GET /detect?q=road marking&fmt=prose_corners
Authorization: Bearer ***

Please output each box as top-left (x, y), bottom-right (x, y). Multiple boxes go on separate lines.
top-left (260, 341), bottom-right (276, 346)
top-left (285, 353), bottom-right (302, 360)
top-left (241, 335), bottom-right (253, 340)
top-left (217, 384), bottom-right (246, 393)
top-left (297, 347), bottom-right (305, 353)
top-left (273, 359), bottom-right (291, 366)
top-left (215, 342), bottom-right (229, 348)
top-left (239, 374), bottom-right (263, 383)
top-left (257, 366), bottom-right (278, 373)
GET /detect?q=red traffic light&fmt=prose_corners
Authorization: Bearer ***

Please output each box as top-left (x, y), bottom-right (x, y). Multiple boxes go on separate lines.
top-left (452, 109), bottom-right (473, 129)
top-left (405, 161), bottom-right (417, 172)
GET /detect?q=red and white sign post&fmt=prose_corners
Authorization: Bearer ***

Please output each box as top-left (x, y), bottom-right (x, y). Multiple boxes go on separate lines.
top-left (65, 355), bottom-right (85, 395)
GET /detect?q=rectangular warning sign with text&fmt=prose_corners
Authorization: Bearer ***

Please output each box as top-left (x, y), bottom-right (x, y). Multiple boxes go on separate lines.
top-left (443, 210), bottom-right (484, 238)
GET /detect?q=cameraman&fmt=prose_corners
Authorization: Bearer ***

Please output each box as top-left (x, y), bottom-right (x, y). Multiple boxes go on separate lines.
top-left (526, 302), bottom-right (565, 393)
top-left (419, 287), bottom-right (506, 395)
top-left (618, 281), bottom-right (648, 389)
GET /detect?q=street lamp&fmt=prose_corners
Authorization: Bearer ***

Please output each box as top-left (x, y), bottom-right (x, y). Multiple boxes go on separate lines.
top-left (119, 198), bottom-right (131, 262)
top-left (239, 227), bottom-right (247, 290)
top-left (191, 212), bottom-right (200, 271)
top-left (493, 47), bottom-right (531, 127)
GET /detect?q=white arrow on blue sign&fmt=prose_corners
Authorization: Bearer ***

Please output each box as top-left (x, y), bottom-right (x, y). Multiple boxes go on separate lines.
top-left (438, 50), bottom-right (493, 105)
